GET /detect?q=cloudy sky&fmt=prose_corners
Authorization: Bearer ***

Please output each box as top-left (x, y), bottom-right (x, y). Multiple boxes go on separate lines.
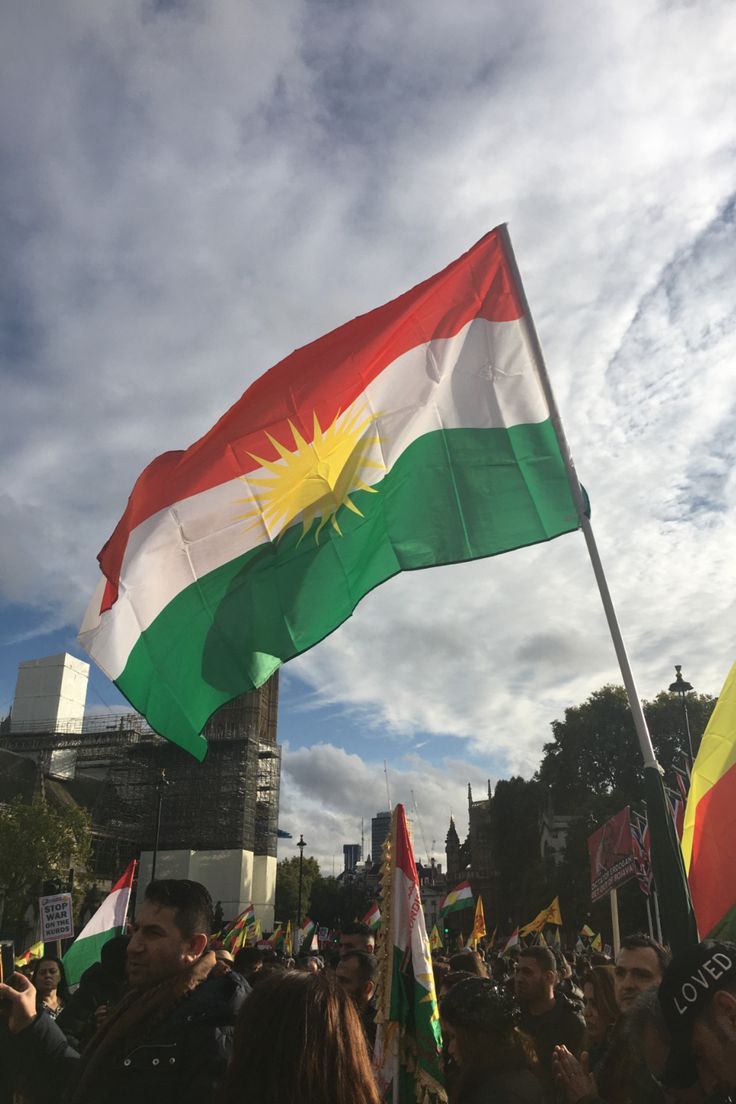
top-left (2, 0), bottom-right (735, 872)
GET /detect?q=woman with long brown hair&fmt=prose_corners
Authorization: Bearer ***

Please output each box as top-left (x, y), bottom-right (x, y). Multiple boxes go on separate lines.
top-left (219, 968), bottom-right (380, 1104)
top-left (440, 977), bottom-right (543, 1103)
top-left (582, 965), bottom-right (618, 1072)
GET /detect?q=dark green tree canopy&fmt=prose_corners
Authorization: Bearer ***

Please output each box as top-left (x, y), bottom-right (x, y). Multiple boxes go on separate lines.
top-left (0, 797), bottom-right (91, 925)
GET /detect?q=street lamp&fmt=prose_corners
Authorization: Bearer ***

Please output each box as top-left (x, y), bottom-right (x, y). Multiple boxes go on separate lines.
top-left (668, 665), bottom-right (695, 761)
top-left (151, 769), bottom-right (170, 882)
top-left (296, 834), bottom-right (307, 927)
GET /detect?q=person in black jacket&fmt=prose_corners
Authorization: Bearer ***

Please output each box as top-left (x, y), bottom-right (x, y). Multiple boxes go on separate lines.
top-left (56, 934), bottom-right (130, 1050)
top-left (516, 946), bottom-right (586, 1103)
top-left (440, 976), bottom-right (544, 1103)
top-left (0, 879), bottom-right (250, 1104)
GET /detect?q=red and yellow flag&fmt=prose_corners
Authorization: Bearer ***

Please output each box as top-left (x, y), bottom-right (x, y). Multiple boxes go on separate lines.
top-left (682, 663), bottom-right (736, 938)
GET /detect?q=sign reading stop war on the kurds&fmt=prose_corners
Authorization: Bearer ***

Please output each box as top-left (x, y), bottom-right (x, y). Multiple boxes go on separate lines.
top-left (39, 893), bottom-right (75, 942)
top-left (588, 807), bottom-right (638, 903)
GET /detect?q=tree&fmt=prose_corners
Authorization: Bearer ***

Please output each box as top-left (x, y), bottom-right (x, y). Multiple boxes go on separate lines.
top-left (490, 777), bottom-right (548, 927)
top-left (274, 855), bottom-right (320, 924)
top-left (309, 875), bottom-right (373, 930)
top-left (534, 684), bottom-right (717, 935)
top-left (0, 798), bottom-right (91, 933)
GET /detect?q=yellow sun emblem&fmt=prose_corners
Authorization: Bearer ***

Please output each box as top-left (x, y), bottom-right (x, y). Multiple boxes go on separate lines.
top-left (237, 405), bottom-right (385, 543)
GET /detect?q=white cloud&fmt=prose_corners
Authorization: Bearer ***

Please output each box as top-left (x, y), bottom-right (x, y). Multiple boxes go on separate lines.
top-left (2, 1), bottom-right (735, 825)
top-left (278, 741), bottom-right (492, 872)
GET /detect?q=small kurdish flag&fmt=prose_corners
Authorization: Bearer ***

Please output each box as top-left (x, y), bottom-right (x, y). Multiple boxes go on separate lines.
top-left (361, 902), bottom-right (382, 932)
top-left (79, 227), bottom-right (583, 760)
top-left (430, 925), bottom-right (443, 951)
top-left (63, 860), bottom-right (136, 987)
top-left (440, 881), bottom-right (474, 917)
top-left (374, 805), bottom-right (446, 1104)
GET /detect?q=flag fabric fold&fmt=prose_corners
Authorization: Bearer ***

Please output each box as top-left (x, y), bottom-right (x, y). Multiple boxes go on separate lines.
top-left (501, 928), bottom-right (519, 955)
top-left (682, 662), bottom-right (736, 939)
top-left (222, 903), bottom-right (255, 951)
top-left (62, 860), bottom-right (136, 987)
top-left (467, 896), bottom-right (486, 948)
top-left (14, 941), bottom-right (44, 969)
top-left (78, 227), bottom-right (582, 759)
top-left (374, 804), bottom-right (446, 1104)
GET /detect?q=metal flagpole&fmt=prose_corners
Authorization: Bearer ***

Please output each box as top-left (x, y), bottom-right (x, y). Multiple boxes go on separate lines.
top-left (498, 225), bottom-right (698, 953)
top-left (645, 895), bottom-right (654, 939)
top-left (653, 886), bottom-right (663, 943)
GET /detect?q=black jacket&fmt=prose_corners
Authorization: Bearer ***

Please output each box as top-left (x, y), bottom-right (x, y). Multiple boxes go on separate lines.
top-left (458, 1068), bottom-right (545, 1104)
top-left (519, 992), bottom-right (586, 1102)
top-left (10, 967), bottom-right (250, 1104)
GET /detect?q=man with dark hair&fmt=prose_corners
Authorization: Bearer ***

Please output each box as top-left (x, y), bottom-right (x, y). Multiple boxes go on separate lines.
top-left (0, 879), bottom-right (250, 1103)
top-left (615, 932), bottom-right (670, 1012)
top-left (336, 950), bottom-right (379, 1046)
top-left (658, 939), bottom-right (736, 1099)
top-left (515, 945), bottom-right (585, 1101)
top-left (338, 921), bottom-right (375, 957)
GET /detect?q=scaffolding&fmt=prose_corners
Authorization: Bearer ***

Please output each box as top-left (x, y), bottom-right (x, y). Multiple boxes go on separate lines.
top-left (0, 675), bottom-right (281, 880)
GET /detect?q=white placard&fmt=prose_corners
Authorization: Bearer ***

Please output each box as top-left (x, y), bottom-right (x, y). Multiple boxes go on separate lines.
top-left (39, 893), bottom-right (74, 942)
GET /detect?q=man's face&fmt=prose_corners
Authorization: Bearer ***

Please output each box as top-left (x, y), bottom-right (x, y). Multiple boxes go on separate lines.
top-left (514, 957), bottom-right (551, 1004)
top-left (338, 933), bottom-right (374, 958)
top-left (335, 956), bottom-right (374, 1012)
top-left (126, 900), bottom-right (206, 989)
top-left (614, 947), bottom-right (663, 1011)
top-left (690, 992), bottom-right (736, 1097)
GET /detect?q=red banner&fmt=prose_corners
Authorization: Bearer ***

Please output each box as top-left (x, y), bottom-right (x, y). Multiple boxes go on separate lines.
top-left (588, 807), bottom-right (637, 902)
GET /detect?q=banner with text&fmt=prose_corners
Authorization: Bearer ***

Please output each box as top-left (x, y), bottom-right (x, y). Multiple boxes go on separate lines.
top-left (588, 807), bottom-right (637, 902)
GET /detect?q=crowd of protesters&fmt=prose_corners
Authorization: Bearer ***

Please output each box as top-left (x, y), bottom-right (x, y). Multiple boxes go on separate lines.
top-left (2, 880), bottom-right (736, 1104)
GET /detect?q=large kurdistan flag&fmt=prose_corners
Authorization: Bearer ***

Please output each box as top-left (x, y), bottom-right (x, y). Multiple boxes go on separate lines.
top-left (682, 662), bottom-right (736, 938)
top-left (79, 227), bottom-right (582, 758)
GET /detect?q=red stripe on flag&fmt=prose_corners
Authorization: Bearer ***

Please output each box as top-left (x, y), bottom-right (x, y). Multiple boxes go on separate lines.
top-left (97, 230), bottom-right (522, 610)
top-left (688, 760), bottom-right (736, 936)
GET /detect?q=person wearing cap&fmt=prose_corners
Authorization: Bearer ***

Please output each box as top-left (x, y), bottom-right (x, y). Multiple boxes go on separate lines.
top-left (659, 939), bottom-right (736, 1100)
top-left (440, 976), bottom-right (544, 1102)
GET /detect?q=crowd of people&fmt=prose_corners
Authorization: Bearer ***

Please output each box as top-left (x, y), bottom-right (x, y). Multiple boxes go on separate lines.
top-left (2, 879), bottom-right (736, 1103)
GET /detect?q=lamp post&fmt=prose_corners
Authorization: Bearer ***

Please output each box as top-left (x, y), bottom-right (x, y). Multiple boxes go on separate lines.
top-left (668, 665), bottom-right (695, 761)
top-left (296, 834), bottom-right (306, 928)
top-left (151, 769), bottom-right (170, 882)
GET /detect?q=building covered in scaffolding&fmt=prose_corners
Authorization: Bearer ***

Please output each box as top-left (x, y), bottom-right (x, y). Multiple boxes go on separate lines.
top-left (1, 653), bottom-right (281, 927)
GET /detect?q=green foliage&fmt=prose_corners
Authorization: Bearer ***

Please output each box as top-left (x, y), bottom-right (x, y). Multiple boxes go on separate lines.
top-left (0, 798), bottom-right (92, 923)
top-left (274, 854), bottom-right (320, 924)
top-left (533, 684), bottom-right (716, 937)
top-left (309, 875), bottom-right (373, 929)
top-left (490, 777), bottom-right (549, 927)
